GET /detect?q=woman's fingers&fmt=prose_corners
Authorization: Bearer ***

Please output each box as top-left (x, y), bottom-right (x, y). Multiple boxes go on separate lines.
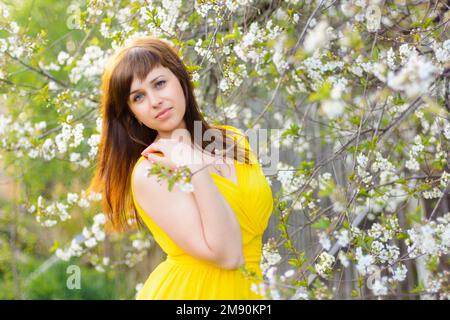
top-left (141, 139), bottom-right (203, 169)
top-left (143, 151), bottom-right (164, 159)
top-left (145, 153), bottom-right (169, 167)
top-left (141, 139), bottom-right (175, 156)
top-left (145, 153), bottom-right (158, 162)
top-left (141, 143), bottom-right (160, 156)
top-left (143, 141), bottom-right (172, 168)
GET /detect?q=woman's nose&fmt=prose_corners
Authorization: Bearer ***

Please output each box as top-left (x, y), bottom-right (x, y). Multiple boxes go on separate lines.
top-left (147, 91), bottom-right (162, 108)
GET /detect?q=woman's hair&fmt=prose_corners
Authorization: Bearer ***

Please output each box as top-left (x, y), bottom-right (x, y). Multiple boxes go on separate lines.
top-left (88, 36), bottom-right (251, 232)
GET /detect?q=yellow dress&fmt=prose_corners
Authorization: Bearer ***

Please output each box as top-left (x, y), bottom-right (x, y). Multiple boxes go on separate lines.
top-left (131, 125), bottom-right (273, 299)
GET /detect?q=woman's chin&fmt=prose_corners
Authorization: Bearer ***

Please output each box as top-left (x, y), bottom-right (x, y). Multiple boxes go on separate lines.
top-left (154, 120), bottom-right (184, 135)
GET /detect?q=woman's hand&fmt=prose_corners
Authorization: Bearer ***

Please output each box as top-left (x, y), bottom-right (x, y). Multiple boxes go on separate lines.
top-left (141, 139), bottom-right (207, 172)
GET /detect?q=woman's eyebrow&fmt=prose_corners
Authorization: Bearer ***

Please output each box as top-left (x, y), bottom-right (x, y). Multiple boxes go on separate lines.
top-left (129, 75), bottom-right (164, 96)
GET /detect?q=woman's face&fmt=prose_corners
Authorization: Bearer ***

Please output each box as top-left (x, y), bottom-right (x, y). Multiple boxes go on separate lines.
top-left (128, 65), bottom-right (186, 138)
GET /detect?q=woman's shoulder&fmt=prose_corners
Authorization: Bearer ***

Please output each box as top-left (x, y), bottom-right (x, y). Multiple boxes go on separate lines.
top-left (131, 155), bottom-right (173, 197)
top-left (133, 155), bottom-right (147, 173)
top-left (131, 156), bottom-right (147, 187)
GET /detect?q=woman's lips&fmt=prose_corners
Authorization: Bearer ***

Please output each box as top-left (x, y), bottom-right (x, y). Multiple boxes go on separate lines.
top-left (156, 107), bottom-right (173, 119)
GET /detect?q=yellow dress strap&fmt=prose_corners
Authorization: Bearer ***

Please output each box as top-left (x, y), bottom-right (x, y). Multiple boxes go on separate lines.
top-left (213, 124), bottom-right (258, 165)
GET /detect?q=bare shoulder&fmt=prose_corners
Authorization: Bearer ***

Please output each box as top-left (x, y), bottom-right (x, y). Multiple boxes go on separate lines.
top-left (131, 157), bottom-right (214, 264)
top-left (132, 157), bottom-right (190, 201)
top-left (132, 157), bottom-right (165, 192)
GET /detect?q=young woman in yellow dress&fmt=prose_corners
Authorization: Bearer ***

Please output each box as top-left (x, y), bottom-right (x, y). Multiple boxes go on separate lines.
top-left (89, 36), bottom-right (273, 299)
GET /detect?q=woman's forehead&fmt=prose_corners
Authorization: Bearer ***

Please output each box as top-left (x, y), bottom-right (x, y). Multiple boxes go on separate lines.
top-left (130, 65), bottom-right (169, 90)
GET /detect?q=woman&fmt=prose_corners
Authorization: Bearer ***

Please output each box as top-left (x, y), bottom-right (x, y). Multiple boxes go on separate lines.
top-left (88, 36), bottom-right (273, 299)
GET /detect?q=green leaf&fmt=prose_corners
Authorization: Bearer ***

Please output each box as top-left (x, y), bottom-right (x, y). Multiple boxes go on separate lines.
top-left (372, 46), bottom-right (379, 61)
top-left (396, 232), bottom-right (408, 240)
top-left (417, 182), bottom-right (432, 192)
top-left (49, 240), bottom-right (60, 253)
top-left (281, 123), bottom-right (301, 139)
top-left (422, 17), bottom-right (434, 29)
top-left (348, 172), bottom-right (356, 182)
top-left (393, 94), bottom-right (406, 105)
top-left (411, 281), bottom-right (425, 294)
top-left (368, 136), bottom-right (378, 150)
top-left (349, 115), bottom-right (361, 126)
top-left (358, 186), bottom-right (369, 197)
top-left (318, 179), bottom-right (335, 197)
top-left (307, 265), bottom-right (316, 274)
top-left (307, 81), bottom-right (331, 102)
top-left (288, 258), bottom-right (302, 268)
top-left (312, 216), bottom-right (331, 230)
top-left (431, 160), bottom-right (444, 171)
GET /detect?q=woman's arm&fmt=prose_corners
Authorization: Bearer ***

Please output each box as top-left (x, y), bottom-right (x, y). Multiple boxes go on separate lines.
top-left (189, 166), bottom-right (245, 269)
top-left (133, 159), bottom-right (244, 270)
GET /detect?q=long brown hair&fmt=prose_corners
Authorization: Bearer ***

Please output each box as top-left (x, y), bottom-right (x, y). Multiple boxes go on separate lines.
top-left (88, 36), bottom-right (252, 232)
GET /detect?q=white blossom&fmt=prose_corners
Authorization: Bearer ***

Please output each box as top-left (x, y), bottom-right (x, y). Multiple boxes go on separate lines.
top-left (355, 247), bottom-right (374, 276)
top-left (321, 99), bottom-right (345, 119)
top-left (93, 213), bottom-right (106, 225)
top-left (433, 39), bottom-right (450, 63)
top-left (391, 264), bottom-right (408, 282)
top-left (386, 47), bottom-right (396, 70)
top-left (57, 51), bottom-right (72, 65)
top-left (443, 123), bottom-right (450, 140)
top-left (315, 252), bottom-right (335, 277)
top-left (365, 4), bottom-right (381, 32)
top-left (69, 46), bottom-right (108, 84)
top-left (319, 232), bottom-right (331, 251)
top-left (371, 277), bottom-right (388, 296)
top-left (336, 229), bottom-right (350, 247)
top-left (338, 250), bottom-right (349, 267)
top-left (85, 237), bottom-right (97, 248)
top-left (387, 53), bottom-right (437, 98)
top-left (304, 20), bottom-right (330, 53)
top-left (261, 241), bottom-right (281, 274)
top-left (357, 153), bottom-right (369, 168)
top-left (405, 158), bottom-right (420, 172)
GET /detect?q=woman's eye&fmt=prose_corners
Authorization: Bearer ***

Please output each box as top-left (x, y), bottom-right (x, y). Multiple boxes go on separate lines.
top-left (133, 93), bottom-right (144, 102)
top-left (155, 80), bottom-right (166, 88)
